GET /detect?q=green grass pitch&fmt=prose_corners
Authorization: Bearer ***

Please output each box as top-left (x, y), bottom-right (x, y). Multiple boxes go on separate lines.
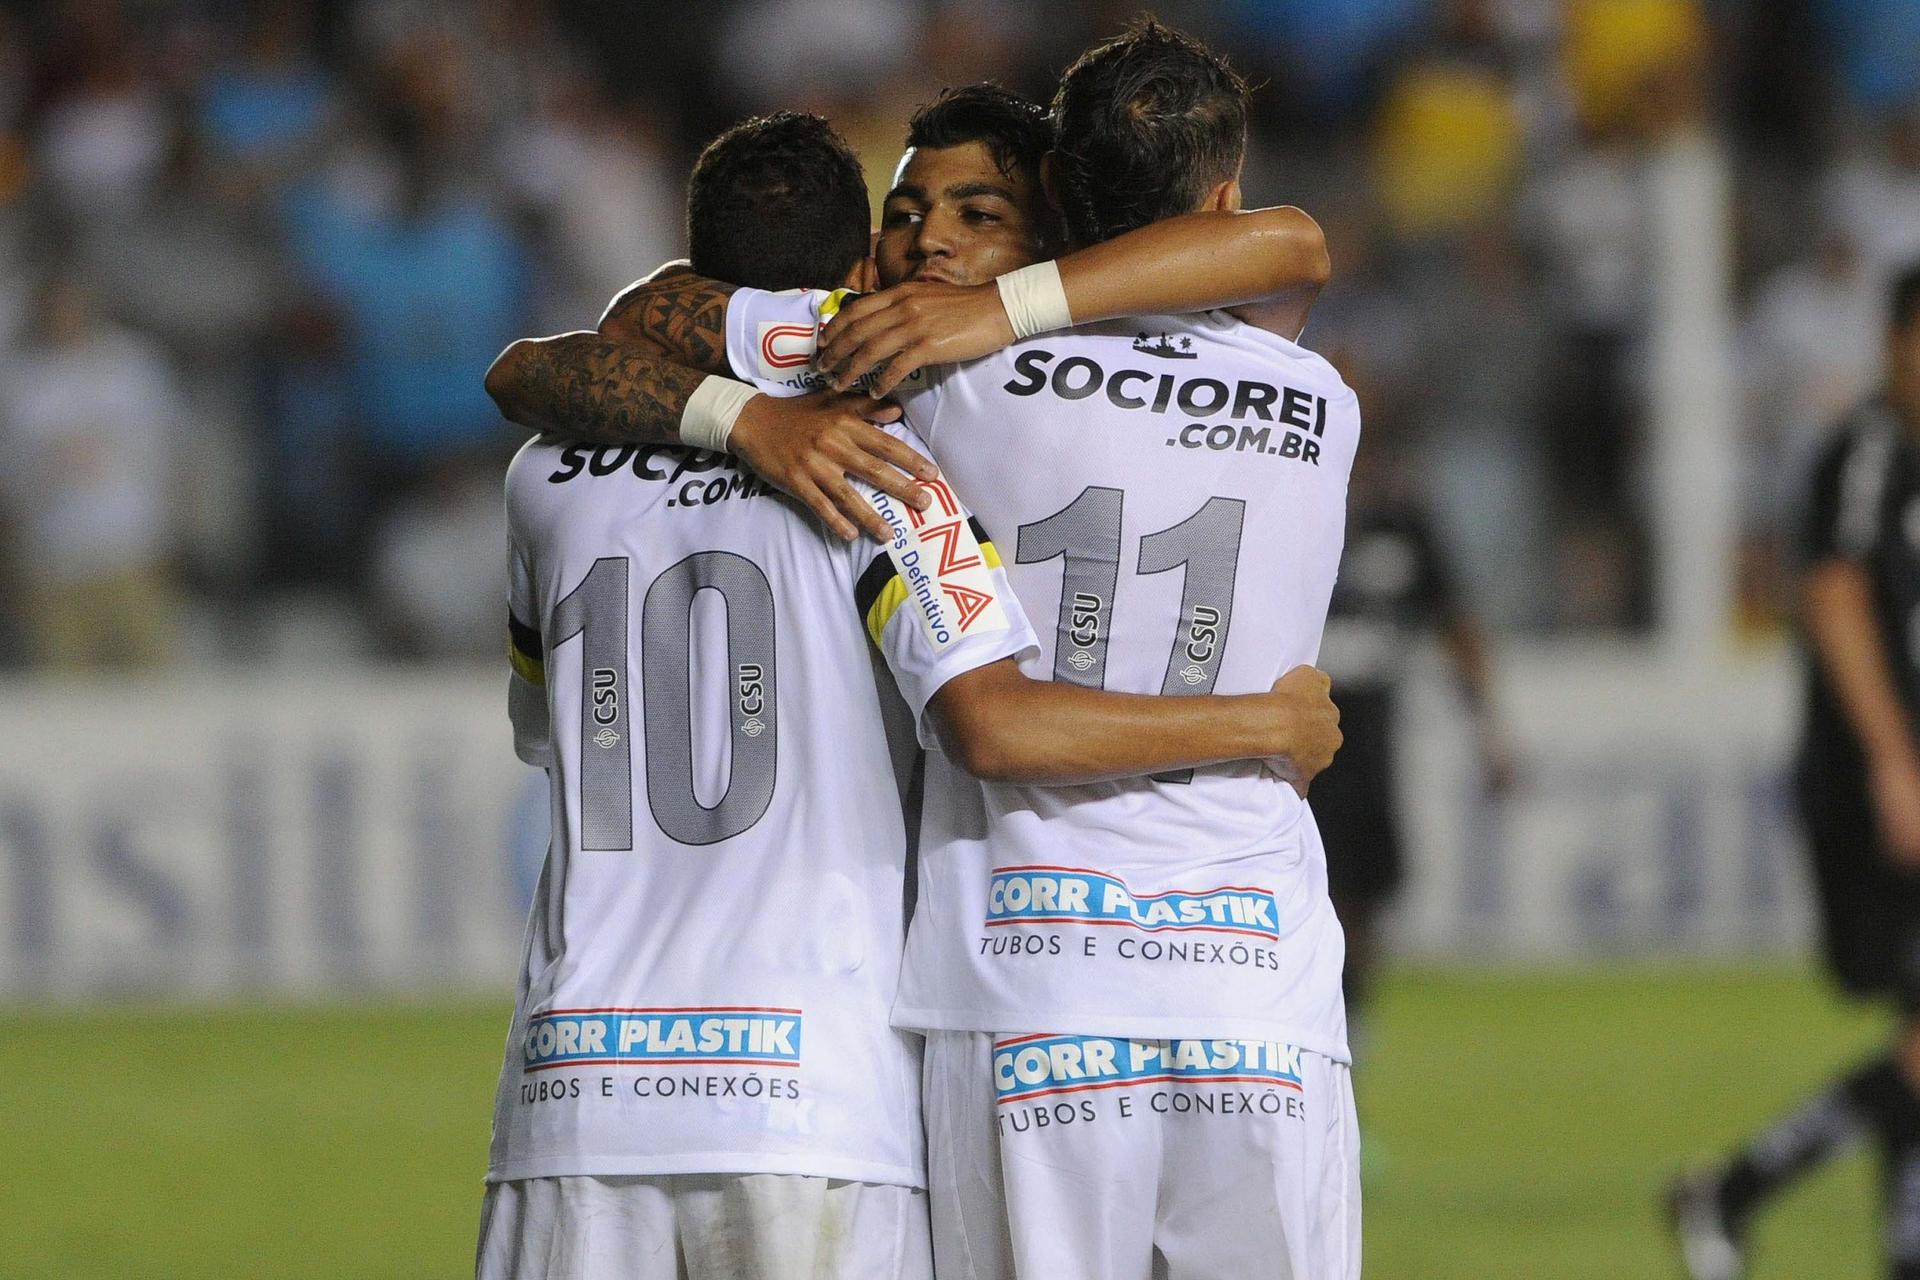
top-left (0, 968), bottom-right (1887, 1278)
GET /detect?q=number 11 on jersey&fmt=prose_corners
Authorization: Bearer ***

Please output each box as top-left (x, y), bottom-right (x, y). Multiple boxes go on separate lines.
top-left (1016, 487), bottom-right (1247, 783)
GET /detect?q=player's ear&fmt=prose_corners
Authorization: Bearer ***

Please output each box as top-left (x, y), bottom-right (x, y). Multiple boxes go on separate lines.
top-left (1040, 152), bottom-right (1062, 217)
top-left (1202, 177), bottom-right (1242, 214)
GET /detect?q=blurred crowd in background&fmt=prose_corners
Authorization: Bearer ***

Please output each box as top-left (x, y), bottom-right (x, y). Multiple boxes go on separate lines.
top-left (1, 0), bottom-right (1918, 670)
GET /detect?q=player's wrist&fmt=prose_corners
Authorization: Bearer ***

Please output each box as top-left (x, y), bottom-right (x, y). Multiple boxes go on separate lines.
top-left (995, 261), bottom-right (1072, 340)
top-left (974, 283), bottom-right (1018, 350)
top-left (1256, 690), bottom-right (1305, 763)
top-left (680, 376), bottom-right (759, 454)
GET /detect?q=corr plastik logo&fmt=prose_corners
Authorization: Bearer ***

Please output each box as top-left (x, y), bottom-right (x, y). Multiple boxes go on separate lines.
top-left (986, 865), bottom-right (1280, 939)
top-left (992, 1034), bottom-right (1304, 1104)
top-left (522, 1006), bottom-right (802, 1073)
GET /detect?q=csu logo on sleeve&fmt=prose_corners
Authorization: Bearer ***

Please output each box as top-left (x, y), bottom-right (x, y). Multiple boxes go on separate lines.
top-left (987, 865), bottom-right (1279, 939)
top-left (522, 1006), bottom-right (802, 1072)
top-left (992, 1035), bottom-right (1304, 1104)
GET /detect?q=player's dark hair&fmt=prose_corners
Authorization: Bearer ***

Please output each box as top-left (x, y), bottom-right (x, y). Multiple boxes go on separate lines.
top-left (1893, 262), bottom-right (1920, 334)
top-left (904, 84), bottom-right (1050, 192)
top-left (1049, 17), bottom-right (1250, 247)
top-left (686, 112), bottom-right (870, 292)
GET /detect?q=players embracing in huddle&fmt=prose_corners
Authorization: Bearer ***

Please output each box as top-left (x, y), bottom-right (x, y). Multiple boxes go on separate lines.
top-left (481, 19), bottom-right (1362, 1280)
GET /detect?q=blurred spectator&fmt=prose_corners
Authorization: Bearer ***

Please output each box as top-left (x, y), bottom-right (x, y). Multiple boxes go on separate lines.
top-left (33, 4), bottom-right (168, 223)
top-left (1369, 0), bottom-right (1524, 241)
top-left (1561, 0), bottom-right (1707, 139)
top-left (0, 265), bottom-right (181, 670)
top-left (1521, 125), bottom-right (1649, 625)
top-left (1227, 0), bottom-right (1424, 116)
top-left (280, 61), bottom-right (524, 496)
top-left (497, 73), bottom-right (682, 330)
top-left (715, 0), bottom-right (918, 108)
top-left (1740, 232), bottom-right (1882, 519)
top-left (1404, 223), bottom-right (1555, 628)
top-left (1824, 113), bottom-right (1920, 286)
top-left (369, 458), bottom-right (508, 659)
top-left (198, 0), bottom-right (336, 177)
top-left (86, 108), bottom-right (287, 586)
top-left (1512, 0), bottom-right (1709, 628)
top-left (1819, 0), bottom-right (1920, 113)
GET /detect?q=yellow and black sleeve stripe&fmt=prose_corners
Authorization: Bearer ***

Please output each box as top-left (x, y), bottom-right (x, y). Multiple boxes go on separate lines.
top-left (855, 517), bottom-right (1001, 648)
top-left (508, 612), bottom-right (545, 686)
top-left (817, 288), bottom-right (861, 322)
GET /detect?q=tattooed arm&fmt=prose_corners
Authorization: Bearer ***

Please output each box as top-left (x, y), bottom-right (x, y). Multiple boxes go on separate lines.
top-left (482, 262), bottom-right (935, 540)
top-left (595, 261), bottom-right (735, 373)
top-left (481, 262), bottom-right (737, 441)
top-left (483, 329), bottom-right (710, 443)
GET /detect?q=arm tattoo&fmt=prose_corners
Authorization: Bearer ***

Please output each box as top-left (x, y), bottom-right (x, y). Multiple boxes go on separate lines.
top-left (599, 267), bottom-right (736, 374)
top-left (507, 333), bottom-right (711, 446)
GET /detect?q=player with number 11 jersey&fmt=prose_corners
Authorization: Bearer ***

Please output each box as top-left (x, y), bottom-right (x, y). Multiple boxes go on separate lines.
top-left (724, 293), bottom-right (1360, 1057)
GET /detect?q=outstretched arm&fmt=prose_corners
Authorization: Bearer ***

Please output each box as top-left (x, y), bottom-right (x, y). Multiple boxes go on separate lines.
top-left (817, 206), bottom-right (1331, 396)
top-left (483, 263), bottom-right (936, 541)
top-left (483, 334), bottom-right (927, 541)
top-left (1056, 205), bottom-right (1330, 337)
top-left (929, 662), bottom-right (1341, 792)
top-left (596, 261), bottom-right (737, 373)
top-left (483, 262), bottom-right (738, 438)
top-left (484, 329), bottom-right (711, 442)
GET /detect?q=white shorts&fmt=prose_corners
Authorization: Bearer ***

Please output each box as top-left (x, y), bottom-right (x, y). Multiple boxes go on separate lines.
top-left (924, 1031), bottom-right (1361, 1280)
top-left (475, 1173), bottom-right (932, 1280)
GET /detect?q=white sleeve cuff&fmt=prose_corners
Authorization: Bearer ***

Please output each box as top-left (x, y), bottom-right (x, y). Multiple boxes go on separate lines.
top-left (995, 261), bottom-right (1073, 341)
top-left (679, 376), bottom-right (759, 453)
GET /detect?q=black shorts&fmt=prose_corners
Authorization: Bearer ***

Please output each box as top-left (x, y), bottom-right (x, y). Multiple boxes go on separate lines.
top-left (1797, 761), bottom-right (1920, 1008)
top-left (1315, 688), bottom-right (1402, 911)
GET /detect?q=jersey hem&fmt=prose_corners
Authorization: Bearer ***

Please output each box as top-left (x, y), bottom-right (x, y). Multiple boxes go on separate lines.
top-left (485, 1152), bottom-right (925, 1190)
top-left (890, 1005), bottom-right (1351, 1066)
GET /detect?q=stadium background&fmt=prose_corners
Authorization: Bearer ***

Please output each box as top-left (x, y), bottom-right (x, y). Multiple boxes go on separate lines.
top-left (1, 0), bottom-right (1915, 1274)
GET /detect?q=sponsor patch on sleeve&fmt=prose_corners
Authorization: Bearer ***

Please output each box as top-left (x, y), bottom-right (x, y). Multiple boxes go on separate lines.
top-left (861, 477), bottom-right (1008, 651)
top-left (756, 320), bottom-right (819, 375)
top-left (752, 289), bottom-right (861, 379)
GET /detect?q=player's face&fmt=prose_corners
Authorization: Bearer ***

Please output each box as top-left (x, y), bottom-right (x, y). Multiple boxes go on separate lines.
top-left (876, 142), bottom-right (1043, 289)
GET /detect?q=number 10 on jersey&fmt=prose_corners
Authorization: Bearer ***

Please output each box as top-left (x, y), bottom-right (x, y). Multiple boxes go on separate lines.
top-left (551, 553), bottom-right (779, 851)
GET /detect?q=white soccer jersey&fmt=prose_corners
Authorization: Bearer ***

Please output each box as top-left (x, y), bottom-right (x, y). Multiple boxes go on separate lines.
top-left (725, 290), bottom-right (1359, 1060)
top-left (490, 427), bottom-right (1037, 1187)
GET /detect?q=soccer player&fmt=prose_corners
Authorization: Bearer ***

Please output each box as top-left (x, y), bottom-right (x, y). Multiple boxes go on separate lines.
top-left (497, 25), bottom-right (1364, 1277)
top-left (1671, 263), bottom-right (1920, 1280)
top-left (481, 110), bottom-right (1342, 1280)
